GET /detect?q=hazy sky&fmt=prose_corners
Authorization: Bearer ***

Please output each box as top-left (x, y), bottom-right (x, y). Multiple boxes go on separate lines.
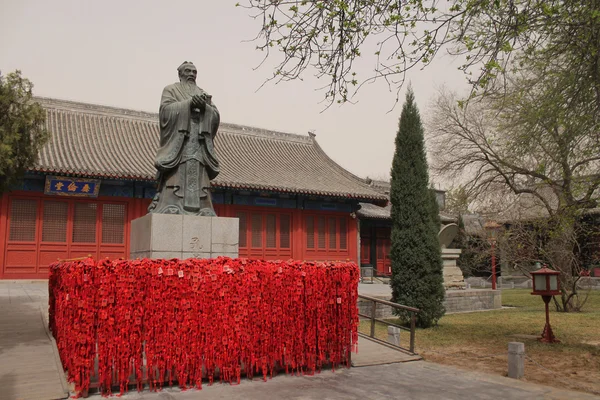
top-left (1, 0), bottom-right (467, 182)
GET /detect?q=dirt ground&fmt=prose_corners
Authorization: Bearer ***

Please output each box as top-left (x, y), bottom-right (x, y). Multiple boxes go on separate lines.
top-left (420, 344), bottom-right (600, 396)
top-left (361, 289), bottom-right (600, 397)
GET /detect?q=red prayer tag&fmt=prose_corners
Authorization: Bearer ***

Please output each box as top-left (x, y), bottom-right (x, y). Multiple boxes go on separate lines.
top-left (49, 257), bottom-right (360, 396)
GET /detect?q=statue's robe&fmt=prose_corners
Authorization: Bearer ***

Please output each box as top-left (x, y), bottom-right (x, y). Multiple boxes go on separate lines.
top-left (148, 82), bottom-right (220, 215)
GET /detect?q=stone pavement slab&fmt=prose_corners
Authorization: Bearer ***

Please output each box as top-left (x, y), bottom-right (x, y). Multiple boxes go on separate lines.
top-left (0, 282), bottom-right (69, 400)
top-left (358, 282), bottom-right (393, 298)
top-left (351, 335), bottom-right (421, 367)
top-left (107, 361), bottom-right (599, 400)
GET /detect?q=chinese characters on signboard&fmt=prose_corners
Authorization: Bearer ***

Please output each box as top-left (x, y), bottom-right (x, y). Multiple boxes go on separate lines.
top-left (44, 176), bottom-right (101, 198)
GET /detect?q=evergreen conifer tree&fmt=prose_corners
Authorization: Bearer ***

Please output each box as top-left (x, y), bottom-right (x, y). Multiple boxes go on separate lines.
top-left (0, 70), bottom-right (48, 193)
top-left (390, 88), bottom-right (445, 328)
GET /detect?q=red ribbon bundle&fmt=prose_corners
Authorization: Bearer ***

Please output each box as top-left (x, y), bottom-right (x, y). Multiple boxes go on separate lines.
top-left (49, 258), bottom-right (97, 396)
top-left (49, 257), bottom-right (359, 397)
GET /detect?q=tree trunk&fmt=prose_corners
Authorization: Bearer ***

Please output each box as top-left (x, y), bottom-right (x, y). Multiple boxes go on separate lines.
top-left (546, 214), bottom-right (580, 312)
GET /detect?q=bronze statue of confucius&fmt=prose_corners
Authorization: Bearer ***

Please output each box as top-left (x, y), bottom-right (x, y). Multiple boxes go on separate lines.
top-left (148, 61), bottom-right (220, 216)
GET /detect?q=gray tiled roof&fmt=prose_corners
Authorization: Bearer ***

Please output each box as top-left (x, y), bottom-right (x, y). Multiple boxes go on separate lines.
top-left (357, 202), bottom-right (456, 223)
top-left (461, 213), bottom-right (486, 236)
top-left (356, 179), bottom-right (454, 222)
top-left (357, 203), bottom-right (392, 219)
top-left (33, 97), bottom-right (387, 203)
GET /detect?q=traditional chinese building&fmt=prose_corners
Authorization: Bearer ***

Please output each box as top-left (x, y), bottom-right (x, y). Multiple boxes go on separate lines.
top-left (0, 98), bottom-right (387, 279)
top-left (357, 179), bottom-right (455, 276)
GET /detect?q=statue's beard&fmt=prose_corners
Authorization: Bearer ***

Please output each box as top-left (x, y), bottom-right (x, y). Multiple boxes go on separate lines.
top-left (180, 80), bottom-right (198, 97)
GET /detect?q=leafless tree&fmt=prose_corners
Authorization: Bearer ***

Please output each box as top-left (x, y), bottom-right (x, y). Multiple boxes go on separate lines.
top-left (426, 62), bottom-right (600, 311)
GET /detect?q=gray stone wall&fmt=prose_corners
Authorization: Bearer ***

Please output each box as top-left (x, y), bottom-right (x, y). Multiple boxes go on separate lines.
top-left (467, 276), bottom-right (600, 290)
top-left (358, 297), bottom-right (396, 319)
top-left (579, 277), bottom-right (600, 290)
top-left (443, 289), bottom-right (502, 313)
top-left (358, 289), bottom-right (502, 319)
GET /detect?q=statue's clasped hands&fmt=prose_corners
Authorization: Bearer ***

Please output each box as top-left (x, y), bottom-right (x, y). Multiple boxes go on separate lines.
top-left (191, 93), bottom-right (209, 110)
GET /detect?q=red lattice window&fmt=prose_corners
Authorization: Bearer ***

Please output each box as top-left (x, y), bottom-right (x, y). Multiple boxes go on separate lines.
top-left (306, 214), bottom-right (352, 255)
top-left (9, 199), bottom-right (38, 242)
top-left (237, 210), bottom-right (292, 258)
top-left (266, 214), bottom-right (276, 248)
top-left (339, 218), bottom-right (348, 250)
top-left (306, 216), bottom-right (315, 249)
top-left (42, 201), bottom-right (68, 242)
top-left (328, 217), bottom-right (337, 249)
top-left (102, 203), bottom-right (125, 244)
top-left (317, 216), bottom-right (326, 249)
top-left (251, 214), bottom-right (262, 248)
top-left (237, 212), bottom-right (247, 248)
top-left (280, 214), bottom-right (290, 249)
top-left (73, 203), bottom-right (97, 243)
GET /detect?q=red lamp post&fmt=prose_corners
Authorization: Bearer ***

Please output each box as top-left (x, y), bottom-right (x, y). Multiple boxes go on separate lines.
top-left (531, 266), bottom-right (561, 343)
top-left (484, 221), bottom-right (501, 290)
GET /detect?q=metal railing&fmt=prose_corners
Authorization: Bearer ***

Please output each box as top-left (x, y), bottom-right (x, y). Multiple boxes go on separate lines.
top-left (358, 294), bottom-right (420, 354)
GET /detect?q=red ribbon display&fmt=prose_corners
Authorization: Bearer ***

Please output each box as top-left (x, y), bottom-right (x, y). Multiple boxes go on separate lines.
top-left (48, 257), bottom-right (359, 397)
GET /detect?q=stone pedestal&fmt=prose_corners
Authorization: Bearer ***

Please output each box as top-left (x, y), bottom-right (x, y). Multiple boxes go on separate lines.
top-left (442, 248), bottom-right (466, 290)
top-left (130, 213), bottom-right (239, 259)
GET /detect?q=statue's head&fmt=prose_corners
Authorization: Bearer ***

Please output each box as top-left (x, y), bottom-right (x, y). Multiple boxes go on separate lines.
top-left (177, 61), bottom-right (197, 84)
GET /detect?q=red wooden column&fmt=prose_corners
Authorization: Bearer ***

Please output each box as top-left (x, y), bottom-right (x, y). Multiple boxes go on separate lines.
top-left (292, 209), bottom-right (304, 260)
top-left (0, 193), bottom-right (8, 278)
top-left (347, 216), bottom-right (358, 264)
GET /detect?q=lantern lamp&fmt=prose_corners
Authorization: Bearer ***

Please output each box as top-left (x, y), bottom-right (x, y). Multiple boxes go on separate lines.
top-left (484, 221), bottom-right (501, 289)
top-left (484, 220), bottom-right (501, 240)
top-left (530, 266), bottom-right (561, 343)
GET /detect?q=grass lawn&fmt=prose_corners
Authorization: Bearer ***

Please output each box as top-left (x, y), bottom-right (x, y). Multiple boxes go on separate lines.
top-left (359, 289), bottom-right (600, 396)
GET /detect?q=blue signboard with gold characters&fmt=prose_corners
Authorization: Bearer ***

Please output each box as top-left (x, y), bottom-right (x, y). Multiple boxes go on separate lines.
top-left (44, 176), bottom-right (101, 198)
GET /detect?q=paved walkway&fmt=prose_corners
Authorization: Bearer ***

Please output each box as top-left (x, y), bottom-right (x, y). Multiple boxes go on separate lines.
top-left (358, 282), bottom-right (393, 297)
top-left (1, 281), bottom-right (598, 400)
top-left (113, 361), bottom-right (599, 400)
top-left (352, 336), bottom-right (421, 366)
top-left (0, 281), bottom-right (69, 400)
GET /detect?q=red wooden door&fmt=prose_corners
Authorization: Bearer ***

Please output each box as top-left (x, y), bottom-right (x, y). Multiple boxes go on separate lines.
top-left (375, 238), bottom-right (391, 275)
top-left (2, 195), bottom-right (128, 279)
top-left (3, 198), bottom-right (41, 278)
top-left (375, 228), bottom-right (391, 275)
top-left (360, 236), bottom-right (371, 264)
